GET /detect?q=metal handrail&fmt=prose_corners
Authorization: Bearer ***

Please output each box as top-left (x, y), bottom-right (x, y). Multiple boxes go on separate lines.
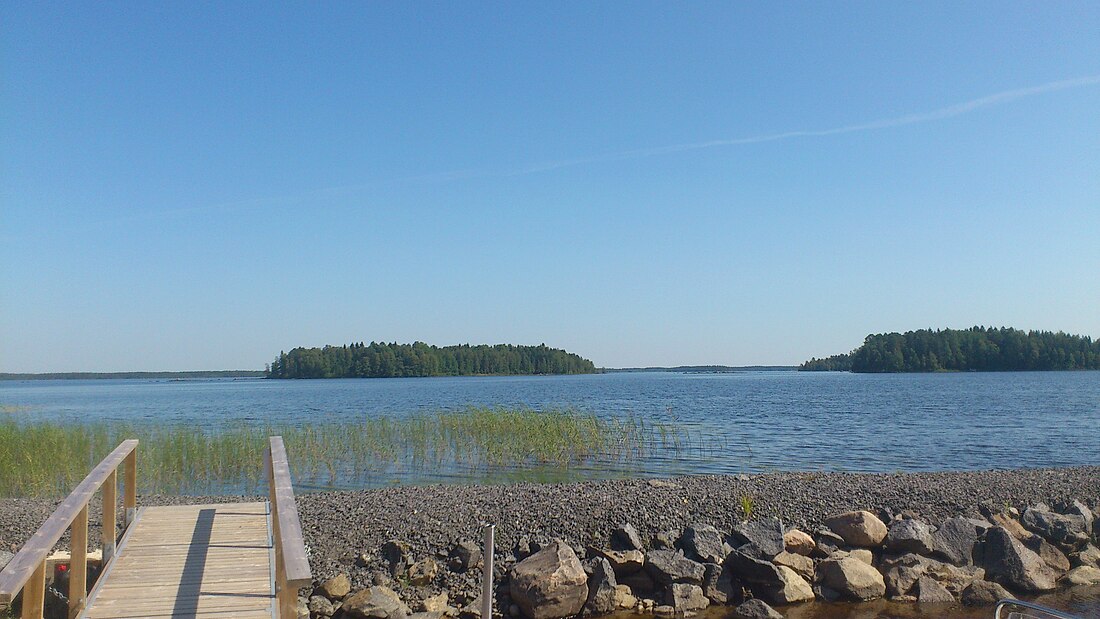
top-left (994, 599), bottom-right (1081, 619)
top-left (0, 440), bottom-right (138, 618)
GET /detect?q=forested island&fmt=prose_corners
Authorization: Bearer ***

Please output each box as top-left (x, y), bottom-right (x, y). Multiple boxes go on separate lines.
top-left (801, 326), bottom-right (1100, 373)
top-left (266, 342), bottom-right (597, 378)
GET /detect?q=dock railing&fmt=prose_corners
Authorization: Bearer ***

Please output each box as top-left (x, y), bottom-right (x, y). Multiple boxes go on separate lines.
top-left (0, 439), bottom-right (138, 619)
top-left (266, 436), bottom-right (312, 619)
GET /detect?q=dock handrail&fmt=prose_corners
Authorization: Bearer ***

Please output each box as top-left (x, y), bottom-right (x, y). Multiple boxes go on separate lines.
top-left (266, 436), bottom-right (312, 619)
top-left (0, 439), bottom-right (138, 618)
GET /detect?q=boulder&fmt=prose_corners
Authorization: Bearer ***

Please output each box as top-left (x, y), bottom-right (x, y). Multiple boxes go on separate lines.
top-left (1021, 507), bottom-right (1089, 549)
top-left (915, 576), bottom-right (954, 603)
top-left (422, 592), bottom-right (456, 615)
top-left (879, 554), bottom-right (932, 597)
top-left (768, 566), bottom-right (814, 604)
top-left (1062, 500), bottom-right (1094, 535)
top-left (1061, 566), bottom-right (1100, 587)
top-left (309, 595), bottom-right (336, 617)
top-left (702, 562), bottom-right (737, 605)
top-left (1023, 535), bottom-right (1070, 573)
top-left (815, 557), bottom-right (886, 601)
top-left (1071, 544), bottom-right (1100, 569)
top-left (923, 561), bottom-right (985, 595)
top-left (408, 557), bottom-right (439, 586)
top-left (682, 524), bottom-right (727, 564)
top-left (382, 541), bottom-right (412, 576)
top-left (667, 583), bottom-right (709, 612)
top-left (733, 599), bottom-right (784, 619)
top-left (584, 557), bottom-right (617, 615)
top-left (886, 518), bottom-right (934, 555)
top-left (783, 529), bottom-right (814, 557)
top-left (981, 526), bottom-right (1058, 592)
top-left (318, 573), bottom-right (352, 600)
top-left (611, 585), bottom-right (637, 610)
top-left (588, 547), bottom-right (644, 575)
top-left (824, 511), bottom-right (887, 548)
top-left (989, 513), bottom-right (1032, 542)
top-left (772, 551), bottom-right (814, 582)
top-left (509, 542), bottom-right (589, 619)
top-left (448, 540), bottom-right (481, 572)
top-left (732, 518), bottom-right (785, 560)
top-left (652, 529), bottom-right (679, 550)
top-left (644, 550), bottom-right (705, 586)
top-left (848, 549), bottom-right (873, 565)
top-left (343, 586), bottom-right (412, 619)
top-left (960, 580), bottom-right (1014, 606)
top-left (611, 524), bottom-right (644, 551)
top-left (931, 517), bottom-right (978, 566)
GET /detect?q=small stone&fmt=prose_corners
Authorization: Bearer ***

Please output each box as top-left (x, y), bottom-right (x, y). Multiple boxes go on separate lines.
top-left (588, 547), bottom-right (645, 574)
top-left (310, 595), bottom-right (336, 617)
top-left (319, 573), bottom-right (352, 600)
top-left (382, 541), bottom-right (412, 576)
top-left (343, 586), bottom-right (412, 619)
top-left (408, 557), bottom-right (439, 586)
top-left (612, 524), bottom-right (645, 551)
top-left (1061, 565), bottom-right (1100, 586)
top-left (422, 592), bottom-right (454, 615)
top-left (733, 598), bottom-right (783, 619)
top-left (449, 540), bottom-right (481, 573)
top-left (848, 549), bottom-right (873, 565)
top-left (612, 584), bottom-right (637, 609)
top-left (824, 511), bottom-right (888, 548)
top-left (782, 529), bottom-right (814, 556)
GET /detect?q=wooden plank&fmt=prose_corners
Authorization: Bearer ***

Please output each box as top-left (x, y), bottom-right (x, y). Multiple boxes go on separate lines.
top-left (0, 440), bottom-right (138, 605)
top-left (68, 505), bottom-right (89, 618)
top-left (122, 450), bottom-right (137, 527)
top-left (102, 470), bottom-right (117, 564)
top-left (20, 560), bottom-right (45, 619)
top-left (269, 436), bottom-right (311, 589)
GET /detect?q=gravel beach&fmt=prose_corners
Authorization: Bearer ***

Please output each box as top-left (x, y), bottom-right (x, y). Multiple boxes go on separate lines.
top-left (3, 466), bottom-right (1099, 586)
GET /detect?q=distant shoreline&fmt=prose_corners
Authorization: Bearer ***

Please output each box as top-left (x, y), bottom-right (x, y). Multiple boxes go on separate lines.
top-left (0, 370), bottom-right (265, 381)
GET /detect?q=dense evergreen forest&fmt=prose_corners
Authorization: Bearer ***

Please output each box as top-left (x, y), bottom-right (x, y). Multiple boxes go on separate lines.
top-left (266, 342), bottom-right (598, 378)
top-left (801, 327), bottom-right (1100, 373)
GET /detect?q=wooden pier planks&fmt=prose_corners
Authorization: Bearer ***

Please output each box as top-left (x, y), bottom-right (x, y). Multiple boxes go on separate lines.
top-left (82, 502), bottom-right (275, 618)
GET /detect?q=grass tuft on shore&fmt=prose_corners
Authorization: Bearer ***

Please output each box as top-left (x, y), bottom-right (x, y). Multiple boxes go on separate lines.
top-left (0, 407), bottom-right (683, 497)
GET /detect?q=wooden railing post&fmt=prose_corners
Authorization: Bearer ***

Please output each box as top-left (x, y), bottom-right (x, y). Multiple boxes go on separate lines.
top-left (102, 470), bottom-right (118, 563)
top-left (123, 449), bottom-right (137, 526)
top-left (267, 437), bottom-right (310, 619)
top-left (68, 505), bottom-right (88, 617)
top-left (20, 560), bottom-right (45, 619)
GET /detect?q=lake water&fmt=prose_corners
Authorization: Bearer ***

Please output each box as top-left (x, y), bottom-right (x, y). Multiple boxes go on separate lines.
top-left (2, 370), bottom-right (1098, 485)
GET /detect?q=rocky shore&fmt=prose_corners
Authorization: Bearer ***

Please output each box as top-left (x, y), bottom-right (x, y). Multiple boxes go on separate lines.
top-left (2, 467), bottom-right (1100, 618)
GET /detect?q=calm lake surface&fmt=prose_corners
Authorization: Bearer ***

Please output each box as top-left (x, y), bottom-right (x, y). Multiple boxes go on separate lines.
top-left (2, 370), bottom-right (1098, 485)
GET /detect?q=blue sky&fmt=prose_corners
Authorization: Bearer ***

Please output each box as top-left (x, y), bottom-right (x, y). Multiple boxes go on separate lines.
top-left (2, 2), bottom-right (1099, 371)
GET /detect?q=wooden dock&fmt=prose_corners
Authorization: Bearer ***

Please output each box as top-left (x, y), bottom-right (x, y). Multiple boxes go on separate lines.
top-left (0, 438), bottom-right (311, 619)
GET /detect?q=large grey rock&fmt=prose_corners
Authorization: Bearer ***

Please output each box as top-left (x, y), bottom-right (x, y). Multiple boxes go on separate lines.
top-left (960, 580), bottom-right (1014, 606)
top-left (815, 557), bottom-right (886, 601)
top-left (916, 576), bottom-right (955, 603)
top-left (1071, 544), bottom-right (1100, 569)
top-left (733, 518), bottom-right (785, 560)
top-left (1059, 500), bottom-right (1094, 535)
top-left (1022, 535), bottom-right (1070, 573)
top-left (611, 524), bottom-right (644, 551)
top-left (584, 557), bottom-right (617, 615)
top-left (879, 553), bottom-right (932, 597)
top-left (682, 524), bottom-right (727, 564)
top-left (769, 566), bottom-right (814, 604)
top-left (645, 550), bottom-right (705, 586)
top-left (783, 529), bottom-right (815, 556)
top-left (667, 583), bottom-right (709, 612)
top-left (509, 541), bottom-right (589, 619)
top-left (701, 562), bottom-right (737, 605)
top-left (343, 586), bottom-right (412, 619)
top-left (448, 540), bottom-right (481, 572)
top-left (588, 547), bottom-right (644, 575)
top-left (772, 551), bottom-right (814, 582)
top-left (726, 550), bottom-right (812, 605)
top-left (733, 599), bottom-right (783, 619)
top-left (824, 511), bottom-right (888, 548)
top-left (886, 518), bottom-right (934, 555)
top-left (923, 560), bottom-right (985, 595)
top-left (1021, 507), bottom-right (1089, 549)
top-left (1061, 566), bottom-right (1100, 586)
top-left (981, 526), bottom-right (1058, 592)
top-left (932, 517), bottom-right (978, 565)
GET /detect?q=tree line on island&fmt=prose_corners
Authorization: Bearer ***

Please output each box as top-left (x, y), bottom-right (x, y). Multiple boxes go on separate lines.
top-left (801, 326), bottom-right (1100, 373)
top-left (266, 342), bottom-right (598, 379)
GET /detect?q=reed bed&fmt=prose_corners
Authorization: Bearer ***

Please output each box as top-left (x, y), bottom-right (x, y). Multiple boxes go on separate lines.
top-left (0, 407), bottom-right (685, 497)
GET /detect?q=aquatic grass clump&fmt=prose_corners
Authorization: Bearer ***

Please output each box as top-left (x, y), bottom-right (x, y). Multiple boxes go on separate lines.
top-left (0, 407), bottom-right (687, 497)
